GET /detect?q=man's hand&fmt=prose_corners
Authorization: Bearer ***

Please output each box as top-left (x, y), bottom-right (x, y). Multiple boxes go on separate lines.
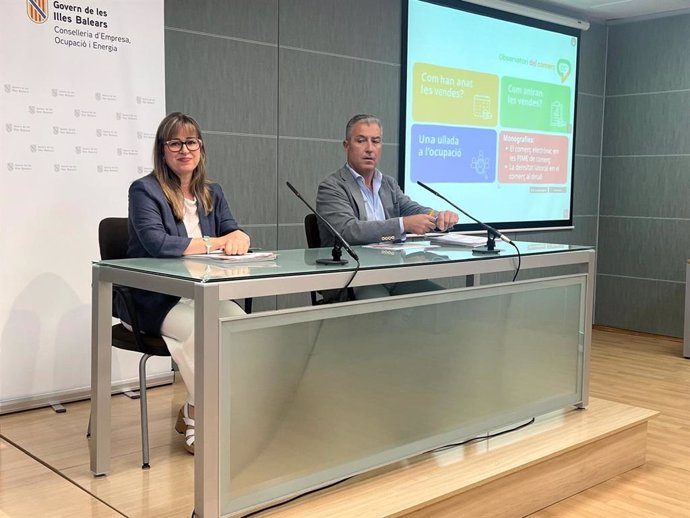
top-left (435, 210), bottom-right (459, 232)
top-left (403, 214), bottom-right (437, 234)
top-left (222, 230), bottom-right (251, 255)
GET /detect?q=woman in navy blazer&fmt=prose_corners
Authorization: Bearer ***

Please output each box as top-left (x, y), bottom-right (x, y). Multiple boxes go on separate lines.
top-left (125, 112), bottom-right (250, 454)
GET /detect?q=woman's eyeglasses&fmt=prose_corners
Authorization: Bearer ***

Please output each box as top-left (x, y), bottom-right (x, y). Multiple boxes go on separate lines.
top-left (165, 138), bottom-right (202, 152)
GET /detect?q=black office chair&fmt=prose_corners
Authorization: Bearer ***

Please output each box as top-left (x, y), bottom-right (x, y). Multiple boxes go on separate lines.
top-left (92, 218), bottom-right (252, 468)
top-left (304, 213), bottom-right (321, 250)
top-left (304, 214), bottom-right (323, 305)
top-left (303, 213), bottom-right (354, 304)
top-left (91, 217), bottom-right (171, 469)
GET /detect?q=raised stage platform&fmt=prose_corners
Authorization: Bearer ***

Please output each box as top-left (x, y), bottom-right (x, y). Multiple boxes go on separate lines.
top-left (256, 397), bottom-right (657, 517)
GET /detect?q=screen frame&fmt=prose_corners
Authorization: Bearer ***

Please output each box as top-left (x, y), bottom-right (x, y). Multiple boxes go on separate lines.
top-left (399, 0), bottom-right (582, 233)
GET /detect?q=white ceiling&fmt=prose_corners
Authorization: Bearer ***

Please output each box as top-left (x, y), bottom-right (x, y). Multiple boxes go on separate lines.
top-left (532, 0), bottom-right (690, 22)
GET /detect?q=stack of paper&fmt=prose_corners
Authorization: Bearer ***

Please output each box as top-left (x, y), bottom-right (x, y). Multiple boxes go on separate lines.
top-left (211, 252), bottom-right (277, 262)
top-left (364, 243), bottom-right (439, 251)
top-left (428, 233), bottom-right (487, 248)
top-left (189, 251), bottom-right (277, 262)
top-left (405, 232), bottom-right (445, 240)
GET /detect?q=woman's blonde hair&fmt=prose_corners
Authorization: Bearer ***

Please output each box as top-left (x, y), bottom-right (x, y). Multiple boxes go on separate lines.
top-left (152, 112), bottom-right (213, 220)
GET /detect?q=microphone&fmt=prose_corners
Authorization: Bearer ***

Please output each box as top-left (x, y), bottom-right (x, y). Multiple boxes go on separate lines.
top-left (416, 180), bottom-right (512, 254)
top-left (286, 181), bottom-right (359, 264)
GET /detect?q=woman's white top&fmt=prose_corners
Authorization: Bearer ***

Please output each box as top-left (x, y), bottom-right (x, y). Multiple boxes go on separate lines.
top-left (183, 197), bottom-right (202, 238)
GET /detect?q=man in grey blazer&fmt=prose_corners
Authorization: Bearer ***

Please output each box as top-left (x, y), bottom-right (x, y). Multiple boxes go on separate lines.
top-left (316, 114), bottom-right (459, 298)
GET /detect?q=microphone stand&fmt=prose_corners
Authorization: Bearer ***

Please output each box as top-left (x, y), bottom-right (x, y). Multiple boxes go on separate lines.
top-left (478, 230), bottom-right (499, 255)
top-left (285, 181), bottom-right (359, 265)
top-left (416, 180), bottom-right (513, 255)
top-left (320, 240), bottom-right (346, 265)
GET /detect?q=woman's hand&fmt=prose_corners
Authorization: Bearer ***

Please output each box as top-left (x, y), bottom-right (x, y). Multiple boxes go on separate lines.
top-left (222, 230), bottom-right (250, 255)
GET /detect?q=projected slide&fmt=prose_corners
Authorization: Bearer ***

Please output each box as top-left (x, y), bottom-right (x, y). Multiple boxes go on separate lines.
top-left (403, 0), bottom-right (579, 229)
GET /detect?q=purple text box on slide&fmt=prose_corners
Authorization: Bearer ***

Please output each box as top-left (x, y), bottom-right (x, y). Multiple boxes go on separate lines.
top-left (411, 125), bottom-right (496, 183)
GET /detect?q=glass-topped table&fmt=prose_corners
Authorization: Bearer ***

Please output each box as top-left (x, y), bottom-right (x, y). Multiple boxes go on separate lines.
top-left (93, 240), bottom-right (591, 286)
top-left (90, 241), bottom-right (595, 517)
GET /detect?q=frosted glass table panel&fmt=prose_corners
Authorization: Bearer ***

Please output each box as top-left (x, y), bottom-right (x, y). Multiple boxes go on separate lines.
top-left (218, 275), bottom-right (585, 515)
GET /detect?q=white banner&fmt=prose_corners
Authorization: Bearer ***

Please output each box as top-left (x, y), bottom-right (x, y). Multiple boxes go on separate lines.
top-left (0, 0), bottom-right (166, 405)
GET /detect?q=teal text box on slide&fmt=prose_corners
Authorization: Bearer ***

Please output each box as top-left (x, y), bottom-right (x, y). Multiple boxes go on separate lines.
top-left (500, 77), bottom-right (572, 134)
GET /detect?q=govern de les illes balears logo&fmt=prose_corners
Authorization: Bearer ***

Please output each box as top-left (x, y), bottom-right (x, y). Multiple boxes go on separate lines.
top-left (27, 0), bottom-right (49, 24)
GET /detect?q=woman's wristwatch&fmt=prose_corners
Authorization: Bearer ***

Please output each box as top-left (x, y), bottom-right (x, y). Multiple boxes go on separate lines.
top-left (203, 236), bottom-right (212, 254)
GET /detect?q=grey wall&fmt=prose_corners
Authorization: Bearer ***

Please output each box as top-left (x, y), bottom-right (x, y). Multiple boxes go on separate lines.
top-left (166, 2), bottom-right (657, 329)
top-left (596, 15), bottom-right (690, 337)
top-left (165, 0), bottom-right (402, 310)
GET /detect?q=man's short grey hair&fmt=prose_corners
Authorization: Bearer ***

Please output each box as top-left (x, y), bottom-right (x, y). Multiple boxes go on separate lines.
top-left (345, 114), bottom-right (382, 139)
